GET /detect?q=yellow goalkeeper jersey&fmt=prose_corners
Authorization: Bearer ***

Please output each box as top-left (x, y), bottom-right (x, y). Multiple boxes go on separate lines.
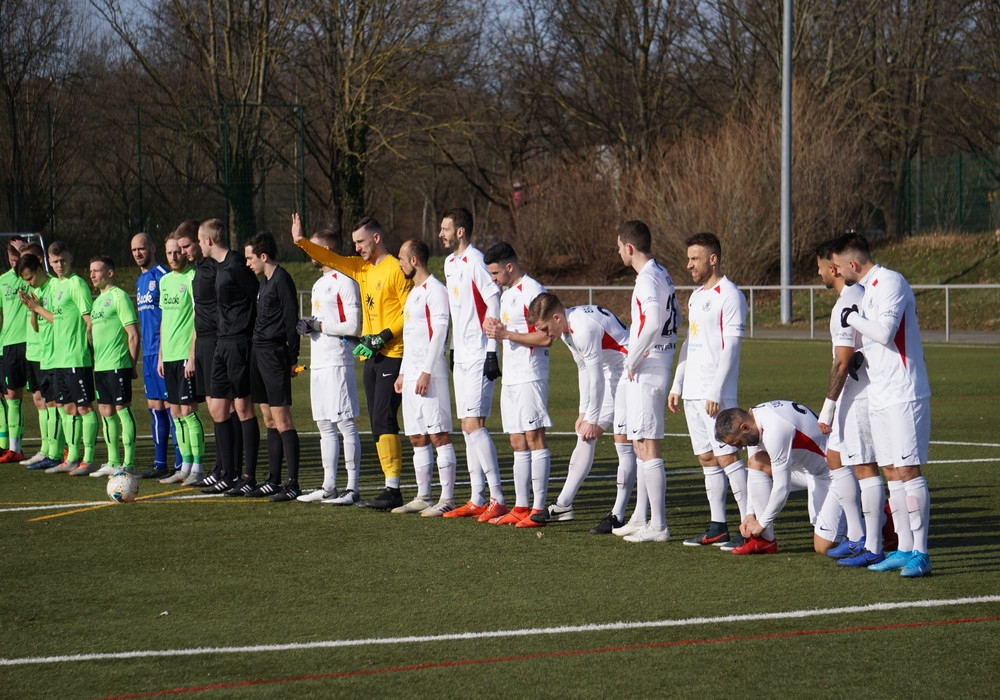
top-left (296, 238), bottom-right (411, 359)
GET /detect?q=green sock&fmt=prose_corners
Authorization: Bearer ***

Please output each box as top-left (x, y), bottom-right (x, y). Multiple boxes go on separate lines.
top-left (119, 407), bottom-right (137, 468)
top-left (0, 397), bottom-right (8, 450)
top-left (60, 409), bottom-right (79, 463)
top-left (9, 398), bottom-right (23, 453)
top-left (46, 407), bottom-right (63, 460)
top-left (81, 411), bottom-right (98, 464)
top-left (182, 414), bottom-right (205, 465)
top-left (173, 415), bottom-right (191, 466)
top-left (38, 406), bottom-right (50, 456)
top-left (102, 415), bottom-right (121, 467)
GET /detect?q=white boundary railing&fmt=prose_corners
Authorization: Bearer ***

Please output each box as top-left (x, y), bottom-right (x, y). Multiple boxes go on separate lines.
top-left (297, 283), bottom-right (1000, 343)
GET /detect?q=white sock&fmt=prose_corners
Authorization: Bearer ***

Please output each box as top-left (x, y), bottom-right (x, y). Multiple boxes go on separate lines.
top-left (704, 465), bottom-right (727, 522)
top-left (904, 476), bottom-right (930, 554)
top-left (630, 458), bottom-right (648, 525)
top-left (530, 448), bottom-right (551, 511)
top-left (179, 462), bottom-right (191, 478)
top-left (724, 460), bottom-right (749, 519)
top-left (386, 476), bottom-right (400, 489)
top-left (436, 442), bottom-right (457, 502)
top-left (557, 436), bottom-right (595, 507)
top-left (613, 443), bottom-right (636, 520)
top-left (643, 458), bottom-right (667, 530)
top-left (469, 428), bottom-right (504, 504)
top-left (318, 419), bottom-right (339, 492)
top-left (189, 463), bottom-right (202, 479)
top-left (338, 419), bottom-right (360, 491)
top-left (413, 444), bottom-right (434, 500)
top-left (831, 467), bottom-right (864, 542)
top-left (747, 469), bottom-right (774, 540)
top-left (887, 480), bottom-right (914, 552)
top-left (463, 432), bottom-right (487, 506)
top-left (512, 451), bottom-right (531, 508)
top-left (859, 476), bottom-right (886, 553)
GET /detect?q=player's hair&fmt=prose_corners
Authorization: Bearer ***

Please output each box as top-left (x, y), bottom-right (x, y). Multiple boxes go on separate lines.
top-left (830, 231), bottom-right (872, 261)
top-left (685, 232), bottom-right (722, 262)
top-left (246, 232), bottom-right (278, 261)
top-left (311, 229), bottom-right (338, 250)
top-left (172, 219), bottom-right (201, 243)
top-left (21, 243), bottom-right (43, 259)
top-left (89, 255), bottom-right (115, 272)
top-left (47, 240), bottom-right (72, 259)
top-left (7, 235), bottom-right (27, 259)
top-left (352, 216), bottom-right (382, 236)
top-left (815, 238), bottom-right (839, 260)
top-left (443, 207), bottom-right (474, 238)
top-left (401, 238), bottom-right (429, 267)
top-left (15, 253), bottom-right (44, 277)
top-left (526, 292), bottom-right (564, 326)
top-left (199, 219), bottom-right (227, 247)
top-left (617, 220), bottom-right (651, 254)
top-left (714, 407), bottom-right (749, 443)
top-left (483, 241), bottom-right (518, 267)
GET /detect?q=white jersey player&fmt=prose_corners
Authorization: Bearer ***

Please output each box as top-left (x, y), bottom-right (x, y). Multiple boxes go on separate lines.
top-left (613, 221), bottom-right (680, 543)
top-left (483, 242), bottom-right (553, 527)
top-left (392, 240), bottom-right (458, 516)
top-left (832, 232), bottom-right (932, 578)
top-left (527, 296), bottom-right (637, 534)
top-left (715, 401), bottom-right (843, 555)
top-left (816, 240), bottom-right (887, 567)
top-left (438, 208), bottom-right (505, 521)
top-left (296, 231), bottom-right (363, 506)
top-left (668, 233), bottom-right (749, 550)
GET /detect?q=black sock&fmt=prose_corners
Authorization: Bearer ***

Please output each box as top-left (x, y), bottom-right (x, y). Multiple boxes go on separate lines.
top-left (241, 418), bottom-right (259, 479)
top-left (230, 411), bottom-right (243, 474)
top-left (280, 429), bottom-right (300, 483)
top-left (214, 421), bottom-right (235, 481)
top-left (266, 428), bottom-right (283, 484)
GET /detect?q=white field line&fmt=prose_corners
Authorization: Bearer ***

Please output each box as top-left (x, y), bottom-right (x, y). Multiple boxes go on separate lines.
top-left (2, 595), bottom-right (997, 667)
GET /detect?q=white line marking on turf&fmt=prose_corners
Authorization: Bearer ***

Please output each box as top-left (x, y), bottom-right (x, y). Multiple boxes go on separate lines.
top-left (2, 595), bottom-right (997, 667)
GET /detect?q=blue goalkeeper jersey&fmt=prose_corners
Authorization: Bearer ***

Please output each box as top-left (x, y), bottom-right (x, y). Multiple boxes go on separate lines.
top-left (136, 263), bottom-right (168, 357)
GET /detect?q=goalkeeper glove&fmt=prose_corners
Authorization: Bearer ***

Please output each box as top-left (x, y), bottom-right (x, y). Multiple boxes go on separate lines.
top-left (295, 317), bottom-right (321, 336)
top-left (840, 304), bottom-right (858, 328)
top-left (352, 329), bottom-right (393, 360)
top-left (483, 351), bottom-right (501, 381)
top-left (847, 350), bottom-right (865, 381)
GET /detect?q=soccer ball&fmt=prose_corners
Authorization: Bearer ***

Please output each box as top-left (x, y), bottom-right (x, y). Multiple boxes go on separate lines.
top-left (107, 470), bottom-right (138, 503)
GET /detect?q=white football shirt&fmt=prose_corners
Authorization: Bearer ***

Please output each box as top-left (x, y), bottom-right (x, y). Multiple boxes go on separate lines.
top-left (309, 270), bottom-right (361, 369)
top-left (498, 273), bottom-right (549, 385)
top-left (401, 275), bottom-right (451, 378)
top-left (626, 259), bottom-right (680, 374)
top-left (443, 245), bottom-right (500, 363)
top-left (830, 283), bottom-right (869, 407)
top-left (670, 275), bottom-right (746, 402)
top-left (562, 305), bottom-right (629, 424)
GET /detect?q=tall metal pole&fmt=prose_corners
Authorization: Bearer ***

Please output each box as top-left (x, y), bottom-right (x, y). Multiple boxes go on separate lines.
top-left (781, 0), bottom-right (793, 324)
top-left (136, 104), bottom-right (144, 231)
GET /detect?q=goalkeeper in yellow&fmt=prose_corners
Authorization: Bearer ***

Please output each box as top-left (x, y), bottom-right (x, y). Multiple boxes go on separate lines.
top-left (291, 213), bottom-right (412, 509)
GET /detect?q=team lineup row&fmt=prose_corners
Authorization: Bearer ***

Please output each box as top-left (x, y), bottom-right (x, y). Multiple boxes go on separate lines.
top-left (0, 212), bottom-right (931, 577)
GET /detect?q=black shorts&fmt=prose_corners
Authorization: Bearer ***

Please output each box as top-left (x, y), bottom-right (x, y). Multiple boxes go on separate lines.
top-left (211, 337), bottom-right (251, 400)
top-left (56, 367), bottom-right (95, 406)
top-left (26, 360), bottom-right (43, 394)
top-left (250, 344), bottom-right (292, 407)
top-left (39, 368), bottom-right (59, 403)
top-left (95, 368), bottom-right (133, 406)
top-left (195, 335), bottom-right (217, 398)
top-left (1, 343), bottom-right (27, 391)
top-left (363, 354), bottom-right (402, 437)
top-left (163, 360), bottom-right (198, 405)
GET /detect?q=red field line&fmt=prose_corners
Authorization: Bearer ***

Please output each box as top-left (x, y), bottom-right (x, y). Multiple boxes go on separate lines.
top-left (98, 616), bottom-right (999, 699)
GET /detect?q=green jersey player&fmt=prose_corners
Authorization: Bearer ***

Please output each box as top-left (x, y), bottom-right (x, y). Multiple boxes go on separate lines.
top-left (0, 236), bottom-right (30, 462)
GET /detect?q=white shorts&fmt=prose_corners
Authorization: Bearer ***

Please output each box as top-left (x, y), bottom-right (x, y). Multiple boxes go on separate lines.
top-left (401, 375), bottom-right (453, 436)
top-left (589, 360), bottom-right (625, 431)
top-left (870, 398), bottom-right (930, 468)
top-left (828, 394), bottom-right (876, 466)
top-left (453, 360), bottom-right (495, 419)
top-left (683, 398), bottom-right (739, 457)
top-left (787, 468), bottom-right (845, 540)
top-left (501, 380), bottom-right (551, 434)
top-left (625, 366), bottom-right (669, 441)
top-left (310, 365), bottom-right (359, 422)
top-left (612, 372), bottom-right (628, 435)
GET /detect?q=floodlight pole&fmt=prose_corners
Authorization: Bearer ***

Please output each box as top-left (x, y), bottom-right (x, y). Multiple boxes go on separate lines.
top-left (781, 0), bottom-right (793, 324)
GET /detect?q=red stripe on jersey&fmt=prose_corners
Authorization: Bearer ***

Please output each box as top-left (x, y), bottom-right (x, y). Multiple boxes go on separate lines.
top-left (425, 303), bottom-right (433, 340)
top-left (601, 332), bottom-right (627, 354)
top-left (792, 429), bottom-right (826, 458)
top-left (894, 315), bottom-right (907, 367)
top-left (636, 299), bottom-right (646, 336)
top-left (471, 281), bottom-right (487, 329)
top-left (336, 294), bottom-right (346, 322)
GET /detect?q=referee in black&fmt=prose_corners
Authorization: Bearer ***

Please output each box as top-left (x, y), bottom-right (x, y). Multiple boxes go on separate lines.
top-left (244, 233), bottom-right (302, 501)
top-left (197, 219), bottom-right (261, 495)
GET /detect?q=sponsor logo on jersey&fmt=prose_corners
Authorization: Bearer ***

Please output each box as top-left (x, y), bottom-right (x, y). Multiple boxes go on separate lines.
top-left (148, 280), bottom-right (157, 291)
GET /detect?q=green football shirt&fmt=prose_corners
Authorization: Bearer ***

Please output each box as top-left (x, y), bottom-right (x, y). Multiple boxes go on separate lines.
top-left (92, 286), bottom-right (138, 372)
top-left (34, 277), bottom-right (56, 369)
top-left (50, 274), bottom-right (93, 369)
top-left (159, 269), bottom-right (195, 363)
top-left (0, 268), bottom-right (28, 348)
